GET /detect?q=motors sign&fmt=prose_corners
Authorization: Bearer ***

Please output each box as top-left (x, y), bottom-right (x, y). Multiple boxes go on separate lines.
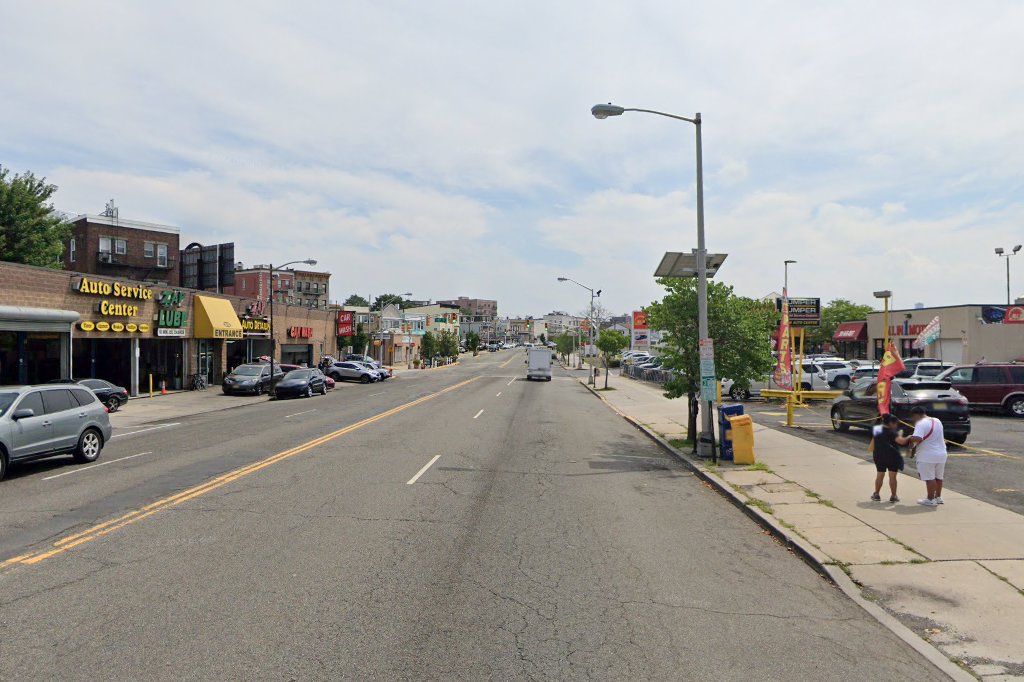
top-left (776, 297), bottom-right (820, 327)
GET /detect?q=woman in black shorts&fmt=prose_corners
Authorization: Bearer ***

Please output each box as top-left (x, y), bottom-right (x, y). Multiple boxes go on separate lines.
top-left (871, 414), bottom-right (903, 503)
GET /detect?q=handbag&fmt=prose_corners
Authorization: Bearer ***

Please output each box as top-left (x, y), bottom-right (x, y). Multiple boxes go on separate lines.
top-left (909, 418), bottom-right (935, 459)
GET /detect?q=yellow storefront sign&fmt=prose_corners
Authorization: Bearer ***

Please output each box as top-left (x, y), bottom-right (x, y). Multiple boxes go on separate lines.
top-left (111, 322), bottom-right (125, 332)
top-left (79, 321), bottom-right (95, 331)
top-left (193, 295), bottom-right (244, 340)
top-left (96, 321), bottom-right (110, 332)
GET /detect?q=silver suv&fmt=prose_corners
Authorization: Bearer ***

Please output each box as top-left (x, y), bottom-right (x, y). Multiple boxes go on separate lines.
top-left (0, 385), bottom-right (112, 480)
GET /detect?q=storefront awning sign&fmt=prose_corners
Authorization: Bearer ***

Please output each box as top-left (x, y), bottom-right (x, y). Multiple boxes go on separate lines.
top-left (193, 295), bottom-right (244, 339)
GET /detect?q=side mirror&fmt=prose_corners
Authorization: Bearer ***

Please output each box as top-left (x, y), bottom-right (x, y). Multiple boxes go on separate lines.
top-left (12, 408), bottom-right (35, 420)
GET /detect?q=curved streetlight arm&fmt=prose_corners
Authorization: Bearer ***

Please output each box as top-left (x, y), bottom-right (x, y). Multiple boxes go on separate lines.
top-left (621, 108), bottom-right (699, 125)
top-left (557, 277), bottom-right (594, 295)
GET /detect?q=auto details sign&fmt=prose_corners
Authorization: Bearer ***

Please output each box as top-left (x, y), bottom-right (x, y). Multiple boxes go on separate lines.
top-left (776, 297), bottom-right (820, 327)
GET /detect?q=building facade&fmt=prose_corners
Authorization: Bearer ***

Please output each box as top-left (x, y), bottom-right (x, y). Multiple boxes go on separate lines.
top-left (865, 304), bottom-right (1024, 364)
top-left (543, 311), bottom-right (581, 336)
top-left (63, 214), bottom-right (180, 286)
top-left (405, 303), bottom-right (461, 337)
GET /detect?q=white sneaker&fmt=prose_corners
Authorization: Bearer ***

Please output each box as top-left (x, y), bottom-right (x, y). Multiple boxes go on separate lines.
top-left (934, 497), bottom-right (944, 504)
top-left (917, 498), bottom-right (938, 507)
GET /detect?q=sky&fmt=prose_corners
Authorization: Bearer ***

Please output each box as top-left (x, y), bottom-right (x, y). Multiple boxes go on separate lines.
top-left (3, 1), bottom-right (1023, 318)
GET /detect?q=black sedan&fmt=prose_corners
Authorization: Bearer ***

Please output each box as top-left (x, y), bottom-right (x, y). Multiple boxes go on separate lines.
top-left (223, 363), bottom-right (280, 396)
top-left (49, 378), bottom-right (129, 412)
top-left (830, 379), bottom-right (971, 444)
top-left (272, 369), bottom-right (328, 399)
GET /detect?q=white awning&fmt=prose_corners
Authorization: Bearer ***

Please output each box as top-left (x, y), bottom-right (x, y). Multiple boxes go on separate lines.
top-left (0, 306), bottom-right (79, 332)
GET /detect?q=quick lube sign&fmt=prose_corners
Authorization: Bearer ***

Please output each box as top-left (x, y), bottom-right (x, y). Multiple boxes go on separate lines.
top-left (157, 289), bottom-right (188, 336)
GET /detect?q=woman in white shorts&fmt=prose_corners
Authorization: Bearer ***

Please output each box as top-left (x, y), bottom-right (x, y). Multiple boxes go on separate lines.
top-left (897, 406), bottom-right (947, 507)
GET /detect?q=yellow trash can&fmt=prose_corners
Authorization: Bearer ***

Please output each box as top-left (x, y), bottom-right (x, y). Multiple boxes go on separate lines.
top-left (728, 414), bottom-right (755, 464)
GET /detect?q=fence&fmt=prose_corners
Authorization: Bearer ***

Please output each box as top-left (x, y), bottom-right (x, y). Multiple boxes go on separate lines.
top-left (621, 363), bottom-right (675, 385)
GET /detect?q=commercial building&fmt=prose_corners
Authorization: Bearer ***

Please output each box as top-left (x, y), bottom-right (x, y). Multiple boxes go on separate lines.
top-left (0, 261), bottom-right (341, 395)
top-left (865, 304), bottom-right (1024, 363)
top-left (438, 297), bottom-right (497, 318)
top-left (62, 213), bottom-right (180, 286)
top-left (543, 311), bottom-right (581, 337)
top-left (405, 303), bottom-right (461, 337)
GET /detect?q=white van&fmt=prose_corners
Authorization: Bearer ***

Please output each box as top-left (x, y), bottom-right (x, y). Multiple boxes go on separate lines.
top-left (526, 347), bottom-right (553, 381)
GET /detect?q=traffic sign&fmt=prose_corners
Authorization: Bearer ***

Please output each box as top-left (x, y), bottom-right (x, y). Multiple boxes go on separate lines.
top-left (699, 337), bottom-right (714, 359)
top-left (700, 376), bottom-right (717, 401)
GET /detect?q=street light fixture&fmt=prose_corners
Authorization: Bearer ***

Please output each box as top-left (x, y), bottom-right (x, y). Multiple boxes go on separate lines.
top-left (995, 245), bottom-right (1022, 305)
top-left (557, 276), bottom-right (600, 380)
top-left (592, 101), bottom-right (715, 457)
top-left (268, 259), bottom-right (318, 391)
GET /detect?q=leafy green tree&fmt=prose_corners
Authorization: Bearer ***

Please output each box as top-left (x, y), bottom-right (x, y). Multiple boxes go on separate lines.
top-left (372, 294), bottom-right (412, 311)
top-left (465, 331), bottom-right (481, 355)
top-left (344, 294), bottom-right (369, 307)
top-left (555, 332), bottom-right (578, 363)
top-left (596, 329), bottom-right (628, 389)
top-left (538, 333), bottom-right (547, 345)
top-left (0, 167), bottom-right (72, 268)
top-left (350, 322), bottom-right (369, 355)
top-left (805, 298), bottom-right (875, 352)
top-left (420, 331), bottom-right (437, 364)
top-left (646, 278), bottom-right (776, 441)
top-left (439, 330), bottom-right (459, 359)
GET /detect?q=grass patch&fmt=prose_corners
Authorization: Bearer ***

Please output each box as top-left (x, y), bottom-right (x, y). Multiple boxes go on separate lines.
top-left (745, 498), bottom-right (772, 513)
top-left (909, 558), bottom-right (929, 564)
top-left (747, 462), bottom-right (773, 472)
top-left (825, 560), bottom-right (853, 578)
top-left (668, 438), bottom-right (694, 450)
top-left (596, 387), bottom-right (616, 391)
top-left (817, 498), bottom-right (835, 508)
top-left (804, 490), bottom-right (821, 499)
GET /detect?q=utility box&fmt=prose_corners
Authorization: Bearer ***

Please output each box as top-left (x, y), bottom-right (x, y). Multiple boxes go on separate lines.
top-left (717, 404), bottom-right (744, 461)
top-left (729, 414), bottom-right (755, 465)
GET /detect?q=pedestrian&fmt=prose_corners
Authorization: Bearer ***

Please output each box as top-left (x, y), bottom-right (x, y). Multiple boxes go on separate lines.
top-left (870, 414), bottom-right (903, 503)
top-left (896, 406), bottom-right (946, 507)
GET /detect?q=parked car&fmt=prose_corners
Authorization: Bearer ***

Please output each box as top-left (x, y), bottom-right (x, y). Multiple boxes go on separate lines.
top-left (360, 359), bottom-right (391, 378)
top-left (894, 357), bottom-right (940, 379)
top-left (848, 366), bottom-right (879, 388)
top-left (272, 368), bottom-right (328, 399)
top-left (722, 362), bottom-right (831, 400)
top-left (817, 360), bottom-right (857, 389)
top-left (49, 378), bottom-right (129, 412)
top-left (830, 378), bottom-right (971, 443)
top-left (936, 364), bottom-right (1024, 417)
top-left (0, 384), bottom-right (113, 479)
top-left (909, 362), bottom-right (955, 379)
top-left (351, 361), bottom-right (385, 381)
top-left (324, 375), bottom-right (336, 391)
top-left (223, 363), bottom-right (281, 396)
top-left (326, 361), bottom-right (379, 384)
top-left (344, 354), bottom-right (377, 365)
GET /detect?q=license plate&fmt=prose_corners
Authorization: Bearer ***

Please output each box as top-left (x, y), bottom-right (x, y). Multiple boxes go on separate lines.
top-left (931, 402), bottom-right (946, 411)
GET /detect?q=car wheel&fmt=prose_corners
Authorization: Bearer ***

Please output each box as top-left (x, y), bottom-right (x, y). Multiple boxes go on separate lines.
top-left (360, 375), bottom-right (371, 384)
top-left (105, 397), bottom-right (120, 413)
top-left (834, 377), bottom-right (850, 390)
top-left (320, 384), bottom-right (327, 395)
top-left (831, 409), bottom-right (849, 432)
top-left (305, 386), bottom-right (313, 398)
top-left (0, 447), bottom-right (8, 481)
top-left (729, 386), bottom-right (750, 401)
top-left (74, 428), bottom-right (103, 463)
top-left (948, 433), bottom-right (968, 445)
top-left (1005, 396), bottom-right (1024, 418)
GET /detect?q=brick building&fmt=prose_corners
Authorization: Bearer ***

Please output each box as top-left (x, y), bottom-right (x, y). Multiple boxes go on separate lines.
top-left (62, 214), bottom-right (180, 286)
top-left (228, 265), bottom-right (329, 309)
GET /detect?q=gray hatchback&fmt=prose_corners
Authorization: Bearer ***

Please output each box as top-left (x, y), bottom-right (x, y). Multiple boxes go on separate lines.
top-left (0, 385), bottom-right (113, 480)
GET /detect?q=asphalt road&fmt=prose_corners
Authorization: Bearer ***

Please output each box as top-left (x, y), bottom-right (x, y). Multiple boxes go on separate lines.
top-left (0, 352), bottom-right (946, 680)
top-left (738, 398), bottom-right (1024, 514)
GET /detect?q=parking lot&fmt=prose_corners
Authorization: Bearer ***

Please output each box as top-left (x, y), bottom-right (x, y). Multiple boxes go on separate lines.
top-left (737, 398), bottom-right (1024, 514)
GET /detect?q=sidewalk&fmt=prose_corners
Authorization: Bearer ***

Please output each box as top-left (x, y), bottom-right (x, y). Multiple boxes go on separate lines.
top-left (585, 372), bottom-right (1024, 681)
top-left (113, 389), bottom-right (267, 430)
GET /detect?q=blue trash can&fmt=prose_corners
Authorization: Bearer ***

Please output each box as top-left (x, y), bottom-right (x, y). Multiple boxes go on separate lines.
top-left (717, 404), bottom-right (745, 461)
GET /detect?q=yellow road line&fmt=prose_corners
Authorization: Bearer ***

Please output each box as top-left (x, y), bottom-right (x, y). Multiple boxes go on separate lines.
top-left (499, 354), bottom-right (517, 368)
top-left (7, 376), bottom-right (480, 569)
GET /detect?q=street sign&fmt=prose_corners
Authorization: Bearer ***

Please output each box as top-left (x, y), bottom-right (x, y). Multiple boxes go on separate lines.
top-left (699, 337), bottom-right (714, 359)
top-left (699, 338), bottom-right (715, 381)
top-left (700, 376), bottom-right (717, 401)
top-left (700, 358), bottom-right (715, 377)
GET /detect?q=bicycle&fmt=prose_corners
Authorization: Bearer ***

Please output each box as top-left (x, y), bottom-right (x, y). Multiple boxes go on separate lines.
top-left (191, 372), bottom-right (208, 391)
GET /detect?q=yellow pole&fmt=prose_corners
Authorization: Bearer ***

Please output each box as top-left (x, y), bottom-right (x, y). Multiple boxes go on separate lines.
top-left (796, 327), bottom-right (805, 403)
top-left (148, 373), bottom-right (153, 399)
top-left (883, 296), bottom-right (890, 355)
top-left (786, 392), bottom-right (794, 426)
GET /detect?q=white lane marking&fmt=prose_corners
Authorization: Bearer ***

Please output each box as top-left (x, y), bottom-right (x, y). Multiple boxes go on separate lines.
top-left (473, 409), bottom-right (484, 419)
top-left (112, 423), bottom-right (180, 439)
top-left (506, 378), bottom-right (516, 386)
top-left (496, 392), bottom-right (502, 397)
top-left (406, 455), bottom-right (441, 485)
top-left (369, 392), bottom-right (384, 397)
top-left (43, 452), bottom-right (152, 481)
top-left (284, 409), bottom-right (316, 419)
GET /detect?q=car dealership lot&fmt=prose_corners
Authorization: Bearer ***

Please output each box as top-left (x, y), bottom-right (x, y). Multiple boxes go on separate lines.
top-left (738, 398), bottom-right (1024, 515)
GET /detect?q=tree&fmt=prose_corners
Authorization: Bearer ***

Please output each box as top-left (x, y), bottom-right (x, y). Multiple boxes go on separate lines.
top-left (350, 322), bottom-right (369, 355)
top-left (555, 332), bottom-right (578, 364)
top-left (465, 331), bottom-right (481, 355)
top-left (439, 330), bottom-right (459, 359)
top-left (344, 294), bottom-right (369, 307)
top-left (372, 294), bottom-right (410, 311)
top-left (805, 298), bottom-right (875, 352)
top-left (0, 167), bottom-right (72, 269)
top-left (645, 278), bottom-right (776, 443)
top-left (420, 332), bottom-right (437, 364)
top-left (596, 329), bottom-right (628, 389)
top-left (538, 333), bottom-right (546, 345)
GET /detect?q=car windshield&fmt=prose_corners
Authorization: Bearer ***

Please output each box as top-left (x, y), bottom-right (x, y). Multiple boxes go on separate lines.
top-left (233, 366), bottom-right (264, 376)
top-left (0, 392), bottom-right (17, 417)
top-left (915, 366), bottom-right (948, 376)
top-left (285, 370), bottom-right (311, 380)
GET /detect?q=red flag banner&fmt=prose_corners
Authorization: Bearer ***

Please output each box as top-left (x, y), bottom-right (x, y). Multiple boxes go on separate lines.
top-left (773, 297), bottom-right (793, 389)
top-left (876, 379), bottom-right (893, 416)
top-left (877, 341), bottom-right (906, 382)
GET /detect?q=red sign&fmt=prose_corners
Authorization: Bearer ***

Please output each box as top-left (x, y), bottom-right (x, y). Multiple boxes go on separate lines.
top-left (288, 326), bottom-right (313, 339)
top-left (774, 296), bottom-right (793, 390)
top-left (876, 341), bottom-right (906, 416)
top-left (632, 311), bottom-right (648, 330)
top-left (336, 311), bottom-right (354, 336)
top-left (1007, 306), bottom-right (1024, 324)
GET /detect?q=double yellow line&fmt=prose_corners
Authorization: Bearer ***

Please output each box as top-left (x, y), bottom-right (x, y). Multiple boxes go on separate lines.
top-left (1, 376), bottom-right (479, 571)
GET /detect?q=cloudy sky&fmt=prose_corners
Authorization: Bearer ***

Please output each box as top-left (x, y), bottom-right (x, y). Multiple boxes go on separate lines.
top-left (3, 1), bottom-right (1023, 317)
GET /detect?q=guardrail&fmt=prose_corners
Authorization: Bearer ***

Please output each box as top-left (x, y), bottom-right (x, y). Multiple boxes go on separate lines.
top-left (621, 364), bottom-right (675, 385)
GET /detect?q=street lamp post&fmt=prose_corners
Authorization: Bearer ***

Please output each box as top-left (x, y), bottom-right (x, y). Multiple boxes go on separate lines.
top-left (591, 102), bottom-right (715, 456)
top-left (558, 277), bottom-right (601, 384)
top-left (995, 245), bottom-right (1022, 306)
top-left (873, 290), bottom-right (892, 360)
top-left (268, 259), bottom-right (318, 391)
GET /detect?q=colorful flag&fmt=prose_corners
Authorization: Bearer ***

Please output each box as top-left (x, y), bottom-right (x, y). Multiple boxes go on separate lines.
top-left (876, 341), bottom-right (906, 415)
top-left (773, 294), bottom-right (793, 390)
top-left (912, 316), bottom-right (941, 350)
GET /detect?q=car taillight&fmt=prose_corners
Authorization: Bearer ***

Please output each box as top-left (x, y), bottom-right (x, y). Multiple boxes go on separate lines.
top-left (103, 405), bottom-right (110, 413)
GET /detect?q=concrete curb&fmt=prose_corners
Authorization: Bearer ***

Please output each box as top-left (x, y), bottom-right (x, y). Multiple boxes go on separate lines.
top-left (576, 378), bottom-right (976, 682)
